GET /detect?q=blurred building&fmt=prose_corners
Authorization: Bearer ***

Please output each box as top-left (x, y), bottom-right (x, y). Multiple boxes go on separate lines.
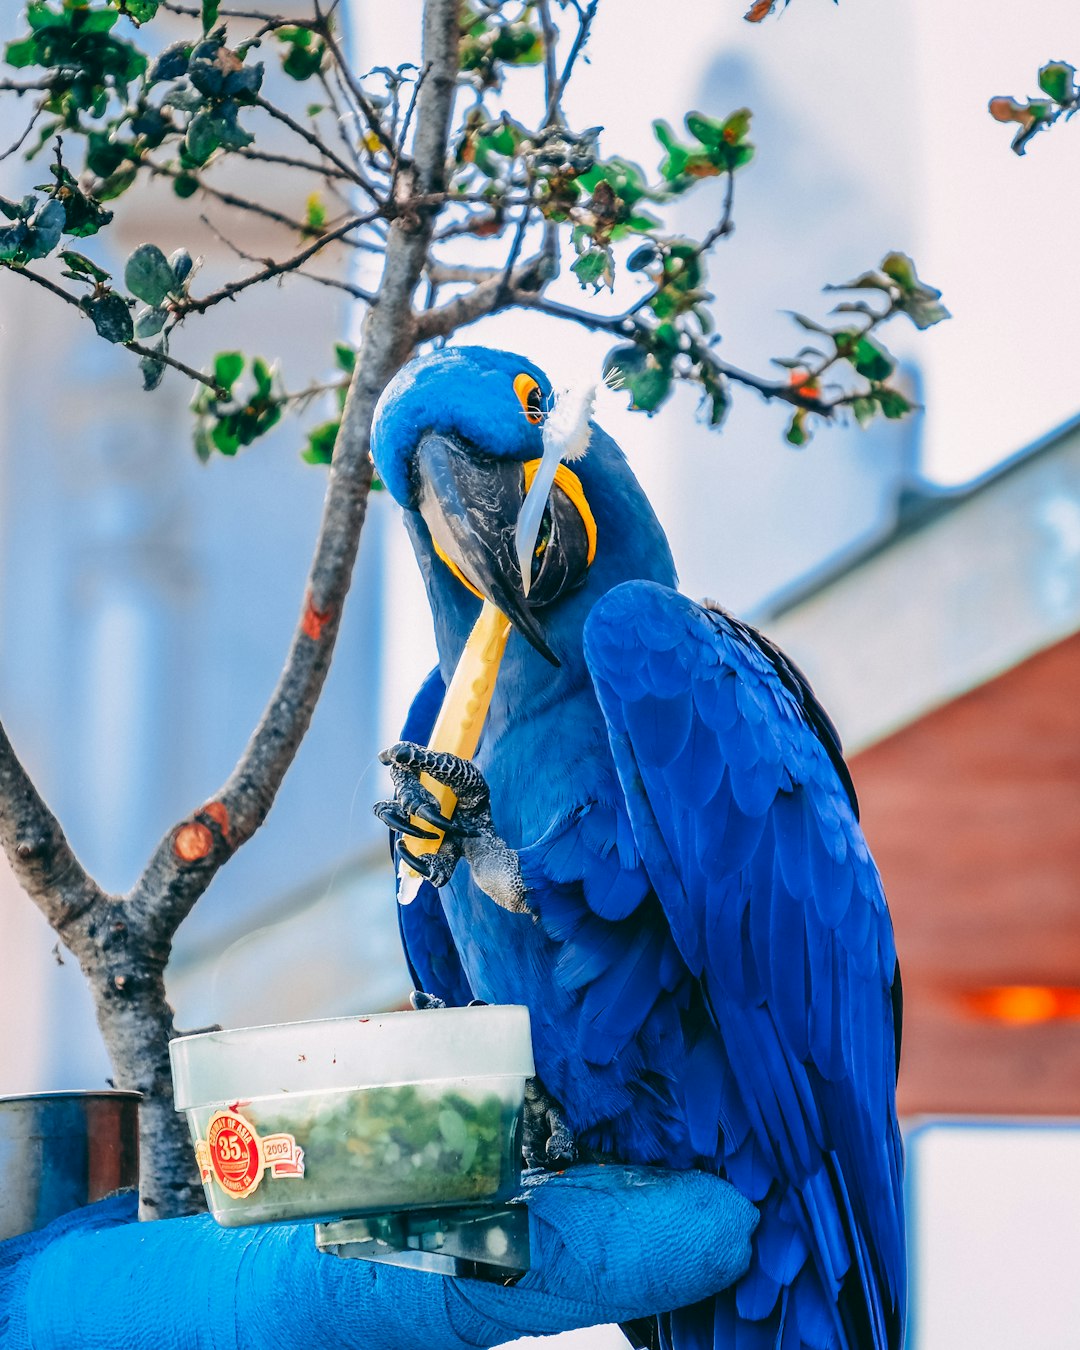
top-left (762, 412), bottom-right (1080, 1117)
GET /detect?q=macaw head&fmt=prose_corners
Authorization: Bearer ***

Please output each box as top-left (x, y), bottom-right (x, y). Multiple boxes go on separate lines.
top-left (371, 345), bottom-right (674, 669)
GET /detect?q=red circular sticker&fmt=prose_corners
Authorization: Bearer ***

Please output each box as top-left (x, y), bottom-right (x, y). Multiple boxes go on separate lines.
top-left (206, 1111), bottom-right (263, 1198)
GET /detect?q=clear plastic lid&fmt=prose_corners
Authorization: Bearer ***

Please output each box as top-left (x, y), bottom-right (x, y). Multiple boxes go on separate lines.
top-left (170, 1006), bottom-right (534, 1110)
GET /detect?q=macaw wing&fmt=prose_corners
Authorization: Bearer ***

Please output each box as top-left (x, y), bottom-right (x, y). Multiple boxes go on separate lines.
top-left (392, 666), bottom-right (475, 1007)
top-left (583, 581), bottom-right (904, 1350)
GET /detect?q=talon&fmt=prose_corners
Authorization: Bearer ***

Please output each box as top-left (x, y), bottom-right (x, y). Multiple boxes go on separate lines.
top-left (523, 1077), bottom-right (580, 1171)
top-left (373, 801), bottom-right (439, 839)
top-left (410, 799), bottom-right (461, 831)
top-left (546, 1123), bottom-right (578, 1166)
top-left (395, 840), bottom-right (433, 878)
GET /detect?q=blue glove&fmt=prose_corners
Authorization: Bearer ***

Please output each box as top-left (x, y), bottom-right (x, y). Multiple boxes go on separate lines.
top-left (0, 1165), bottom-right (756, 1350)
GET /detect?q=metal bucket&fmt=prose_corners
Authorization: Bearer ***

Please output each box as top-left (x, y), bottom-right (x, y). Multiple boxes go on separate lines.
top-left (0, 1091), bottom-right (140, 1240)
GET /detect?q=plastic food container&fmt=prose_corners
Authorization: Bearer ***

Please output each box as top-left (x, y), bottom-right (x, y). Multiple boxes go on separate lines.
top-left (169, 1006), bottom-right (533, 1229)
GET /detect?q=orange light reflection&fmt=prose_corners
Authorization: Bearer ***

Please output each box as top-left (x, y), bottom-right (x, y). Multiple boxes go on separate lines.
top-left (962, 985), bottom-right (1080, 1026)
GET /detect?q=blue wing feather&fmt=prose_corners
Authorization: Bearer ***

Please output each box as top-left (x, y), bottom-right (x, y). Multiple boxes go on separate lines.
top-left (584, 581), bottom-right (904, 1350)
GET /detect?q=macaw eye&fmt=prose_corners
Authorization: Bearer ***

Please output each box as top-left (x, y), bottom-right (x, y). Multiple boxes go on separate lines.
top-left (513, 373), bottom-right (545, 425)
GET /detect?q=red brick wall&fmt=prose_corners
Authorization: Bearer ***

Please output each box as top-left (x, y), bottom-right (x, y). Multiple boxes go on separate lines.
top-left (851, 632), bottom-right (1080, 1115)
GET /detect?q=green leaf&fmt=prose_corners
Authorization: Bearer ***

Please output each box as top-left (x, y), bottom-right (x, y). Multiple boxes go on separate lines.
top-left (571, 248), bottom-right (610, 290)
top-left (212, 419), bottom-right (240, 455)
top-left (170, 248), bottom-right (194, 287)
top-left (121, 0), bottom-right (161, 22)
top-left (877, 388), bottom-right (913, 419)
top-left (901, 295), bottom-right (950, 331)
top-left (59, 249), bottom-right (110, 283)
top-left (73, 8), bottom-right (119, 33)
top-left (304, 192), bottom-right (326, 233)
top-left (134, 305), bottom-right (168, 338)
top-left (22, 198), bottom-right (64, 259)
top-left (0, 223), bottom-right (27, 262)
top-left (85, 291), bottom-right (134, 344)
top-left (252, 356), bottom-right (273, 397)
top-left (45, 169), bottom-right (113, 238)
top-left (685, 112), bottom-right (726, 147)
top-left (333, 343), bottom-right (356, 373)
top-left (185, 110), bottom-right (221, 165)
top-left (173, 174), bottom-right (199, 199)
top-left (149, 40), bottom-right (192, 82)
top-left (281, 33), bottom-right (325, 81)
top-left (851, 335), bottom-right (895, 382)
top-left (627, 361), bottom-right (672, 413)
top-left (851, 395), bottom-right (877, 427)
top-left (701, 376), bottom-right (729, 427)
top-left (201, 0), bottom-right (220, 31)
top-left (139, 343), bottom-right (167, 390)
top-left (125, 243), bottom-right (176, 306)
top-left (213, 350), bottom-right (244, 393)
top-left (627, 243), bottom-right (658, 273)
top-left (4, 37), bottom-right (41, 69)
top-left (301, 418), bottom-right (339, 465)
top-left (785, 409), bottom-right (809, 446)
top-left (1038, 60), bottom-right (1076, 106)
top-left (880, 251), bottom-right (917, 292)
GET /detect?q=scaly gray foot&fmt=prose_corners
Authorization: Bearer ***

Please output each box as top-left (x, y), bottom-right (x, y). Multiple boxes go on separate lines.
top-left (524, 1077), bottom-right (580, 1169)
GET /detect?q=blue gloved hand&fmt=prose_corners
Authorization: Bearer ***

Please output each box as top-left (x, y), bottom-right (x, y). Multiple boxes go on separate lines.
top-left (0, 1165), bottom-right (756, 1350)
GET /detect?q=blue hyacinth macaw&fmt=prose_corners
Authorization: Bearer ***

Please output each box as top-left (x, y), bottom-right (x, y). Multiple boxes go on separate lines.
top-left (370, 346), bottom-right (904, 1350)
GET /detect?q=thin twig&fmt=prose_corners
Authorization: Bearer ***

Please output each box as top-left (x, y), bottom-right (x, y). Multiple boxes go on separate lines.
top-left (233, 145), bottom-right (357, 182)
top-left (254, 95), bottom-right (383, 201)
top-left (158, 1), bottom-right (320, 27)
top-left (295, 270), bottom-right (377, 303)
top-left (496, 289), bottom-right (840, 415)
top-left (545, 0), bottom-right (599, 125)
top-left (177, 209), bottom-right (382, 314)
top-left (316, 68), bottom-right (371, 176)
top-left (315, 21), bottom-right (399, 160)
top-left (0, 106), bottom-right (42, 164)
top-left (699, 169), bottom-right (736, 252)
top-left (392, 61), bottom-right (431, 189)
top-left (128, 340), bottom-right (227, 393)
top-left (3, 267), bottom-right (228, 393)
top-left (148, 161), bottom-right (332, 235)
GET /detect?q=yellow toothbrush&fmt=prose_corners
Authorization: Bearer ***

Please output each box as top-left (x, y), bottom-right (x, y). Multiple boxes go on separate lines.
top-left (397, 599), bottom-right (512, 905)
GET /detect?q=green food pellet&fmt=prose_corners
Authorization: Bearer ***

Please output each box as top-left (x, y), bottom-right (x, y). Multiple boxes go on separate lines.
top-left (192, 1082), bottom-right (522, 1225)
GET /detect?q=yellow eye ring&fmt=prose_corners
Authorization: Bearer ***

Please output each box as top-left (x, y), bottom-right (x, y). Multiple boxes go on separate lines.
top-left (513, 372), bottom-right (545, 425)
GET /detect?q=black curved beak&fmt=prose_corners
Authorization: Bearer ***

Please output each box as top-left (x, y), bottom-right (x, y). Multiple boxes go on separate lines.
top-left (415, 432), bottom-right (560, 666)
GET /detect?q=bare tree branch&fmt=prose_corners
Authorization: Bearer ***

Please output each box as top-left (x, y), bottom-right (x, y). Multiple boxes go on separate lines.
top-left (12, 267), bottom-right (228, 395)
top-left (0, 719), bottom-right (104, 934)
top-left (412, 248), bottom-right (554, 340)
top-left (121, 0), bottom-right (462, 1098)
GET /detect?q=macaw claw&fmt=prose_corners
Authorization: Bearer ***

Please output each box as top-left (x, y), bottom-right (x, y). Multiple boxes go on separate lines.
top-left (380, 741), bottom-right (491, 814)
top-left (372, 801), bottom-right (439, 839)
top-left (524, 1077), bottom-right (581, 1170)
top-left (377, 740), bottom-right (531, 912)
top-left (394, 838), bottom-right (459, 889)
